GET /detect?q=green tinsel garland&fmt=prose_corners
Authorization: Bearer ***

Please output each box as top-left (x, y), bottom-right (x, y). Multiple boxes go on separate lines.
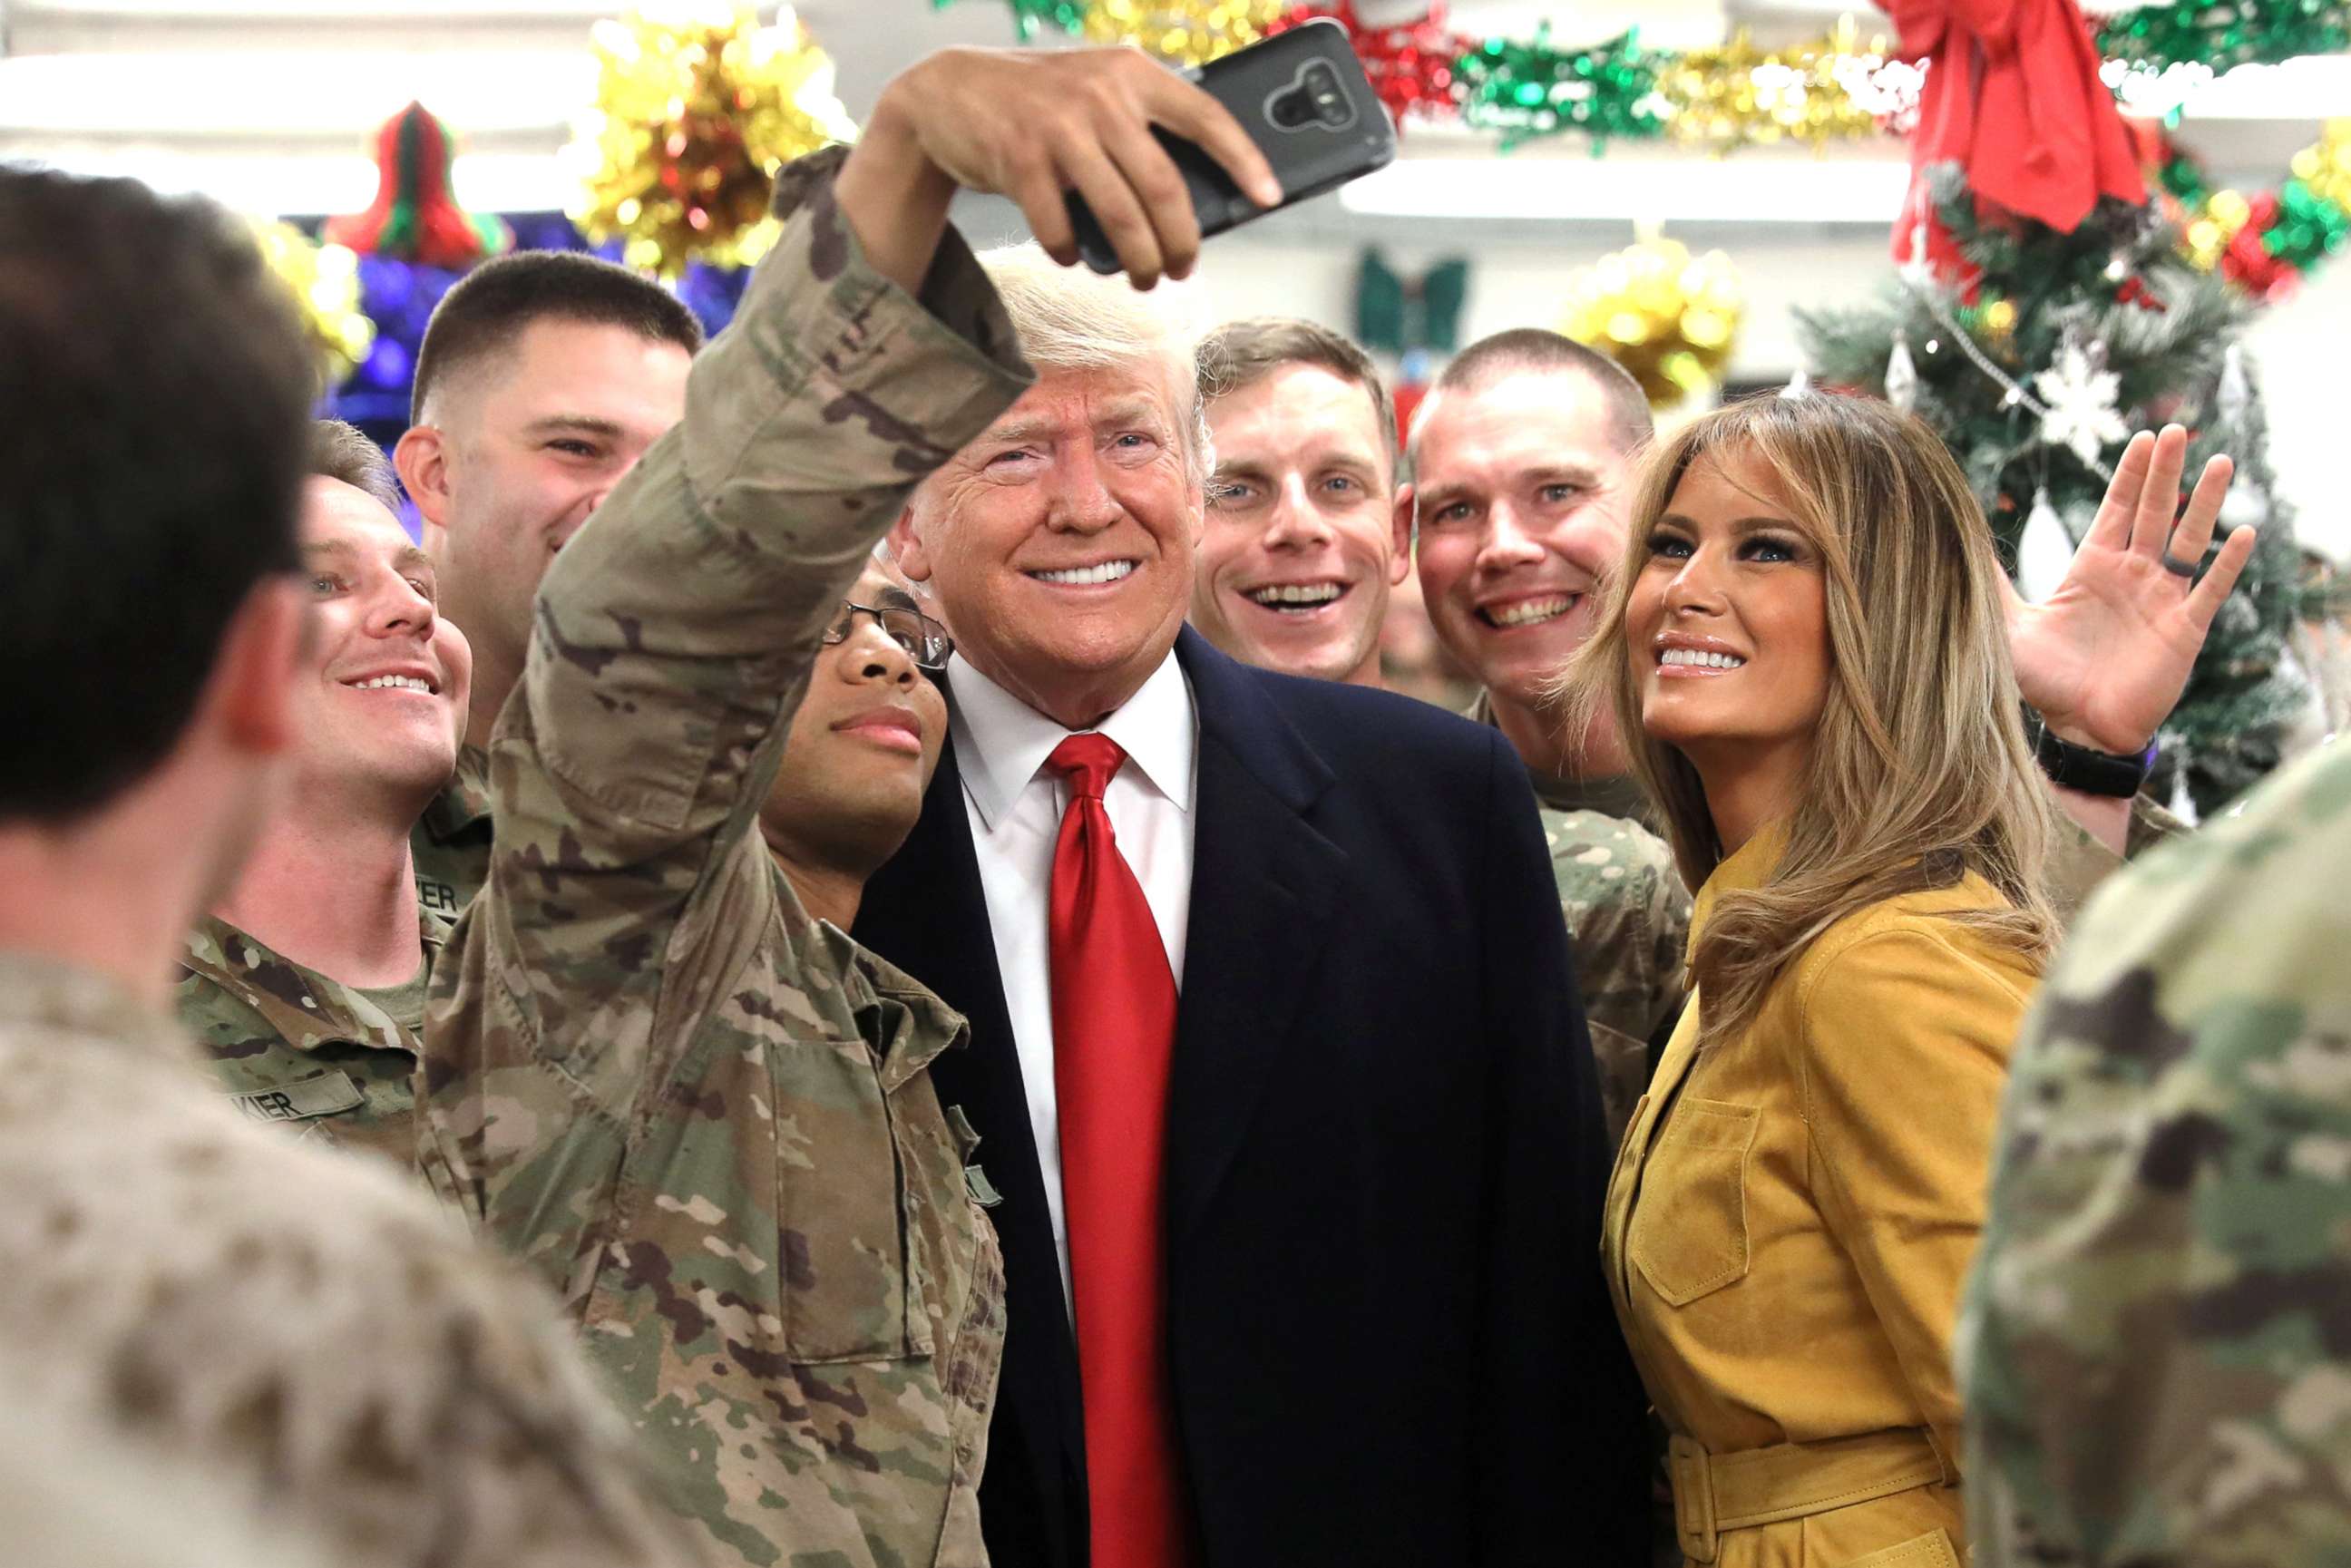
top-left (2099, 0), bottom-right (2351, 75)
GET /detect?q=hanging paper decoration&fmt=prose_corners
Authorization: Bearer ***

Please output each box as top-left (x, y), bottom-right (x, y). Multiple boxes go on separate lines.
top-left (2016, 487), bottom-right (2075, 603)
top-left (1455, 27), bottom-right (1664, 150)
top-left (1267, 2), bottom-right (1469, 126)
top-left (1652, 24), bottom-right (1891, 153)
top-left (1079, 0), bottom-right (1288, 64)
top-left (1883, 332), bottom-right (1919, 412)
top-left (1354, 248), bottom-right (1468, 356)
top-left (1559, 233), bottom-right (1743, 407)
top-left (569, 3), bottom-right (855, 277)
top-left (251, 219), bottom-right (376, 392)
top-left (326, 103), bottom-right (511, 268)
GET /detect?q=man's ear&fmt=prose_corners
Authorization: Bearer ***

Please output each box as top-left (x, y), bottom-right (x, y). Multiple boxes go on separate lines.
top-left (888, 507), bottom-right (932, 582)
top-left (207, 577), bottom-right (308, 761)
top-left (1391, 482), bottom-right (1418, 587)
top-left (394, 424), bottom-right (454, 539)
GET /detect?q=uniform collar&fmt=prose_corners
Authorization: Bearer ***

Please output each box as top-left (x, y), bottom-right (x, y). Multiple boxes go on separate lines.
top-left (420, 745), bottom-right (493, 842)
top-left (0, 950), bottom-right (189, 1069)
top-left (947, 646), bottom-right (1197, 831)
top-left (814, 919), bottom-right (971, 1092)
top-left (177, 914), bottom-right (444, 1057)
top-left (1685, 821), bottom-right (1787, 961)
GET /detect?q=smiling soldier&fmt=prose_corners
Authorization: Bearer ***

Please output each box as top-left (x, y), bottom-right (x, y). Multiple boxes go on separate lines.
top-left (177, 420), bottom-right (471, 1177)
top-left (1186, 317), bottom-right (1407, 687)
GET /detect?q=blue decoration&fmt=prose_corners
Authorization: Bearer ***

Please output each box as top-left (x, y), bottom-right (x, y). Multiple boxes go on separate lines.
top-left (306, 209), bottom-right (750, 450)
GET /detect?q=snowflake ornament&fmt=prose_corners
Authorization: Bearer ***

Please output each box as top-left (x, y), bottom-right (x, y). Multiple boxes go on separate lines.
top-left (2033, 341), bottom-right (2128, 467)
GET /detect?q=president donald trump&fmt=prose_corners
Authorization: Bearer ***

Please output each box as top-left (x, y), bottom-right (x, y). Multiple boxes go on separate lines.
top-left (859, 247), bottom-right (1645, 1568)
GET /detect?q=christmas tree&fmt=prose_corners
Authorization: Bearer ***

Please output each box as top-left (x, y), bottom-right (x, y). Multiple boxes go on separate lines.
top-left (1799, 161), bottom-right (2309, 818)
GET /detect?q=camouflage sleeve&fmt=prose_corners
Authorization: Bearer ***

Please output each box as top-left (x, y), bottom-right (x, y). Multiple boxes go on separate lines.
top-left (2045, 789), bottom-right (2189, 930)
top-left (1962, 739), bottom-right (2351, 1567)
top-left (1544, 809), bottom-right (1691, 1148)
top-left (1792, 924), bottom-right (2028, 1473)
top-left (430, 148), bottom-right (1031, 1246)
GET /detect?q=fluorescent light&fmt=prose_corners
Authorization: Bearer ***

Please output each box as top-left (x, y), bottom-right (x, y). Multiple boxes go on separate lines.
top-left (1338, 155), bottom-right (1914, 225)
top-left (0, 49), bottom-right (593, 139)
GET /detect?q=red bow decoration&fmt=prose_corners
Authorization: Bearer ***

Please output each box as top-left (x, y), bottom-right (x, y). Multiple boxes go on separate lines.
top-left (1881, 0), bottom-right (2146, 268)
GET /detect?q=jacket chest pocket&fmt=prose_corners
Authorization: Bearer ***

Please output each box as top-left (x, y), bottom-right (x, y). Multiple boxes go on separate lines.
top-left (1629, 1096), bottom-right (1759, 1308)
top-left (772, 1036), bottom-right (920, 1363)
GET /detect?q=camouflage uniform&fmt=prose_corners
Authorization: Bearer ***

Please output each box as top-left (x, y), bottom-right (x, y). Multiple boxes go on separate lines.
top-left (424, 146), bottom-right (1027, 1568)
top-left (413, 742), bottom-right (491, 919)
top-left (1960, 734), bottom-right (2351, 1565)
top-left (176, 911), bottom-right (444, 1175)
top-left (2044, 790), bottom-right (2186, 928)
top-left (0, 950), bottom-right (707, 1568)
top-left (1466, 688), bottom-right (1692, 1147)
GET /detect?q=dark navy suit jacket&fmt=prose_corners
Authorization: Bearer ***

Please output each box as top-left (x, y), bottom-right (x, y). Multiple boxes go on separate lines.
top-left (855, 627), bottom-right (1648, 1567)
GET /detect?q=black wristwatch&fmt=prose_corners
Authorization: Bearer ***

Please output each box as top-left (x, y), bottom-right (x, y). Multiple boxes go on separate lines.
top-left (2028, 715), bottom-right (2151, 799)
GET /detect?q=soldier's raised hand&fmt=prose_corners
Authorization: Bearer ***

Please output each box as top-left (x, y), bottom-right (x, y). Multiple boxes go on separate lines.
top-left (836, 45), bottom-right (1282, 294)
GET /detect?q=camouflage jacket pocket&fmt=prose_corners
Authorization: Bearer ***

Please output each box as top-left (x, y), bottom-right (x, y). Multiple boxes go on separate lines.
top-left (1630, 1097), bottom-right (1759, 1308)
top-left (772, 1033), bottom-right (922, 1363)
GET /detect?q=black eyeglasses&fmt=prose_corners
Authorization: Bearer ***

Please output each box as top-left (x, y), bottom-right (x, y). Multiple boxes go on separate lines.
top-left (823, 599), bottom-right (952, 670)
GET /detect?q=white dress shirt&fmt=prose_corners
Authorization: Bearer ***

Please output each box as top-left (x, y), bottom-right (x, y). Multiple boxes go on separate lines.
top-left (948, 648), bottom-right (1198, 1309)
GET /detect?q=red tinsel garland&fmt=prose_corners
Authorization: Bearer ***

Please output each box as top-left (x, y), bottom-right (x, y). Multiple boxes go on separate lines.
top-left (1267, 1), bottom-right (1468, 128)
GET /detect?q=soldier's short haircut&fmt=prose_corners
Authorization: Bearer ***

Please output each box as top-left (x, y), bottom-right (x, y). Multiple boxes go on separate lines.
top-left (1418, 327), bottom-right (1653, 460)
top-left (0, 167), bottom-right (316, 822)
top-left (308, 419), bottom-right (400, 511)
top-left (1195, 317), bottom-right (1397, 473)
top-left (409, 250), bottom-right (704, 424)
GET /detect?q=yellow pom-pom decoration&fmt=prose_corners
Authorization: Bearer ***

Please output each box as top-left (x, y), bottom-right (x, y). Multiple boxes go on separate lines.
top-left (568, 2), bottom-right (855, 277)
top-left (250, 219), bottom-right (374, 393)
top-left (1079, 0), bottom-right (1288, 67)
top-left (2185, 187), bottom-right (2254, 273)
top-left (1654, 24), bottom-right (1886, 154)
top-left (1560, 234), bottom-right (1744, 407)
top-left (2290, 119), bottom-right (2351, 212)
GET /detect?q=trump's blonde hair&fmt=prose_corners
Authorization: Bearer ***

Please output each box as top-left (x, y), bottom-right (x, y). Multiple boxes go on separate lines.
top-left (1566, 394), bottom-right (2058, 1048)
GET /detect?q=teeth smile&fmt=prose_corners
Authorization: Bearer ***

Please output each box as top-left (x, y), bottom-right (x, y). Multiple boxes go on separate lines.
top-left (1245, 583), bottom-right (1344, 610)
top-left (1659, 648), bottom-right (1746, 670)
top-left (1031, 561), bottom-right (1136, 586)
top-left (347, 675), bottom-right (434, 692)
top-left (1483, 595), bottom-right (1575, 628)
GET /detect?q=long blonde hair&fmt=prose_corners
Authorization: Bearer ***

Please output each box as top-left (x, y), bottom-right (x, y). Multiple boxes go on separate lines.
top-left (1565, 394), bottom-right (2058, 1048)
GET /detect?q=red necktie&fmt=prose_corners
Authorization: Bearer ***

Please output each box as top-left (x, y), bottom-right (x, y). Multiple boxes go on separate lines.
top-left (1046, 733), bottom-right (1186, 1567)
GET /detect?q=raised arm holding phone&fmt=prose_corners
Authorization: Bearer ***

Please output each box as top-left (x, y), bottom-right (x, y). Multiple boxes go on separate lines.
top-left (421, 45), bottom-right (1284, 1568)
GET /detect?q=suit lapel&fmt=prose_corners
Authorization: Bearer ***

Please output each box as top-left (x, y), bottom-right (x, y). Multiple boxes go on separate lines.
top-left (1166, 629), bottom-right (1347, 1242)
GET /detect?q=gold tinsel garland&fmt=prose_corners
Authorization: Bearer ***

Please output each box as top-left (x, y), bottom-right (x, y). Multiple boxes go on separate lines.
top-left (250, 219), bottom-right (375, 392)
top-left (1078, 0), bottom-right (1288, 66)
top-left (1654, 23), bottom-right (1897, 153)
top-left (1560, 234), bottom-right (1743, 408)
top-left (569, 2), bottom-right (855, 277)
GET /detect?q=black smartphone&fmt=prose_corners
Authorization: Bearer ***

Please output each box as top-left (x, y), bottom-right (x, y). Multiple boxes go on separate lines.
top-left (1068, 19), bottom-right (1397, 275)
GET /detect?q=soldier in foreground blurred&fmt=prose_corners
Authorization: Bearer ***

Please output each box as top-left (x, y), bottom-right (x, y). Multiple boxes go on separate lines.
top-left (1962, 732), bottom-right (2351, 1565)
top-left (0, 166), bottom-right (701, 1568)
